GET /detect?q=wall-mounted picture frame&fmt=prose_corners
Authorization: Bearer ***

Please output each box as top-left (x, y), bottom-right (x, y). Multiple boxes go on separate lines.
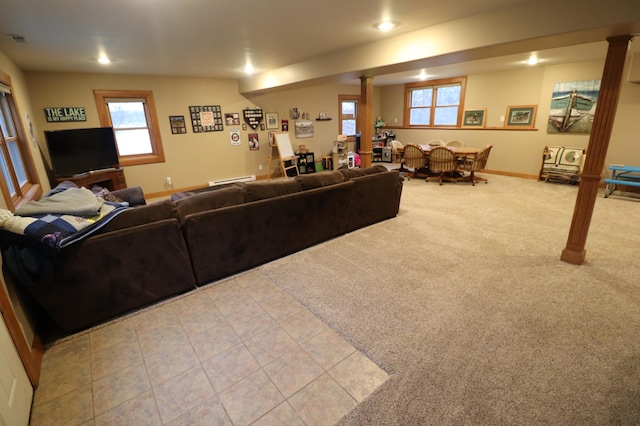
top-left (266, 112), bottom-right (279, 129)
top-left (462, 109), bottom-right (486, 128)
top-left (169, 115), bottom-right (187, 134)
top-left (504, 105), bottom-right (537, 129)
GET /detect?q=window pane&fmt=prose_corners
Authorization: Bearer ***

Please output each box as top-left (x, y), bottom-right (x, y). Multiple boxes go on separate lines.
top-left (410, 108), bottom-right (431, 125)
top-left (434, 107), bottom-right (459, 125)
top-left (436, 85), bottom-right (461, 106)
top-left (411, 89), bottom-right (432, 107)
top-left (342, 119), bottom-right (356, 136)
top-left (114, 129), bottom-right (152, 155)
top-left (341, 101), bottom-right (356, 117)
top-left (7, 140), bottom-right (27, 185)
top-left (0, 149), bottom-right (15, 195)
top-left (108, 102), bottom-right (147, 128)
top-left (0, 94), bottom-right (16, 137)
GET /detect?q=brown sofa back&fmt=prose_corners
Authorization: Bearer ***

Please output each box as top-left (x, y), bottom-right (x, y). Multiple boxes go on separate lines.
top-left (182, 180), bottom-right (355, 285)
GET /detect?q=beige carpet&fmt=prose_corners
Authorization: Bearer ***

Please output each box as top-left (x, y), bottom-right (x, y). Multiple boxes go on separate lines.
top-left (257, 174), bottom-right (640, 425)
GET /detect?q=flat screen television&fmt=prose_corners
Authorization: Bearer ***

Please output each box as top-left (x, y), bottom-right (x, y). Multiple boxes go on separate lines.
top-left (45, 127), bottom-right (120, 178)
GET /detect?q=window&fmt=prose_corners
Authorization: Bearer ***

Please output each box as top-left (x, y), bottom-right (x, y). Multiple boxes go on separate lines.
top-left (94, 90), bottom-right (165, 166)
top-left (338, 95), bottom-right (360, 137)
top-left (404, 77), bottom-right (466, 127)
top-left (0, 73), bottom-right (41, 211)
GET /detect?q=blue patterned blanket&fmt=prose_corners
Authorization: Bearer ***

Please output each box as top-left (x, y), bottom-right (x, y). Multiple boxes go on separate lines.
top-left (0, 187), bottom-right (129, 249)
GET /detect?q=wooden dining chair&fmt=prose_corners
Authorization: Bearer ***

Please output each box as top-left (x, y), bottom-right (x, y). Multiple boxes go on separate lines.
top-left (458, 144), bottom-right (493, 185)
top-left (400, 143), bottom-right (428, 180)
top-left (426, 139), bottom-right (444, 147)
top-left (427, 146), bottom-right (459, 185)
top-left (390, 140), bottom-right (404, 163)
top-left (445, 140), bottom-right (465, 147)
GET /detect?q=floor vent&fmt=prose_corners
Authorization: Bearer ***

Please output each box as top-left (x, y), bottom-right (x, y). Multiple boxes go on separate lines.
top-left (208, 175), bottom-right (256, 186)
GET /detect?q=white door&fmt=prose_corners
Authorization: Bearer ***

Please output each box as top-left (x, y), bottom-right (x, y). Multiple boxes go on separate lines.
top-left (0, 315), bottom-right (33, 426)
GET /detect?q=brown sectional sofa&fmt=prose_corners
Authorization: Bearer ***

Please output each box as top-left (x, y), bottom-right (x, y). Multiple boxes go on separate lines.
top-left (1, 166), bottom-right (402, 335)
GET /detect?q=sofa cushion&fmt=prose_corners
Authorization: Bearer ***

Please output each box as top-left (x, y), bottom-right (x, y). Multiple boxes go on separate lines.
top-left (175, 186), bottom-right (246, 221)
top-left (339, 165), bottom-right (388, 180)
top-left (170, 182), bottom-right (242, 202)
top-left (295, 170), bottom-right (345, 190)
top-left (244, 180), bottom-right (302, 202)
top-left (99, 199), bottom-right (177, 233)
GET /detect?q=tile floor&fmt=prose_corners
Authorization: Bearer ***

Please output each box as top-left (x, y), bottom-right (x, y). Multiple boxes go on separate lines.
top-left (29, 270), bottom-right (388, 426)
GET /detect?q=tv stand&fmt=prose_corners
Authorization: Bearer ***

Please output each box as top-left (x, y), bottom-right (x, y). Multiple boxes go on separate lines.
top-left (55, 168), bottom-right (127, 191)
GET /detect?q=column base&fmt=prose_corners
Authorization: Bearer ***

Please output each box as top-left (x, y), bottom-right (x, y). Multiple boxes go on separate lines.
top-left (561, 248), bottom-right (586, 265)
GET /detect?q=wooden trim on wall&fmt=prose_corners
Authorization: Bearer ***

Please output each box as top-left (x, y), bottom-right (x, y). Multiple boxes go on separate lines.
top-left (0, 275), bottom-right (43, 387)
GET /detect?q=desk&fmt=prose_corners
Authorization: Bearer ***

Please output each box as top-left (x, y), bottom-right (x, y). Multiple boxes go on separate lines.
top-left (55, 168), bottom-right (127, 190)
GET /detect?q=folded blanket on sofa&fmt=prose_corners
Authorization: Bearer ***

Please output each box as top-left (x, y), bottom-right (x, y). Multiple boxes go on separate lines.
top-left (0, 187), bottom-right (129, 249)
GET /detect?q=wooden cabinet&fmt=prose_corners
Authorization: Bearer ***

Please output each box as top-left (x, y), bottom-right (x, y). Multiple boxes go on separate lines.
top-left (54, 168), bottom-right (127, 190)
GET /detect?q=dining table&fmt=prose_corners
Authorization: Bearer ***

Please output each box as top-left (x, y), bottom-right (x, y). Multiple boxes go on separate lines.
top-left (419, 145), bottom-right (480, 156)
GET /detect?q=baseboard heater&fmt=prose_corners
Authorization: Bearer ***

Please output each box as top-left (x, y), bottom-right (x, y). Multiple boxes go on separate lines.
top-left (208, 175), bottom-right (256, 186)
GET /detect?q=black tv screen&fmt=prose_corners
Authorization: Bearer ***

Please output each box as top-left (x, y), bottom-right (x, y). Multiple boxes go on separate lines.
top-left (45, 127), bottom-right (120, 177)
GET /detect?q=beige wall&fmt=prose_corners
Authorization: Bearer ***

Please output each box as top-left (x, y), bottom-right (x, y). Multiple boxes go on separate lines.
top-left (25, 72), bottom-right (366, 195)
top-left (380, 58), bottom-right (640, 178)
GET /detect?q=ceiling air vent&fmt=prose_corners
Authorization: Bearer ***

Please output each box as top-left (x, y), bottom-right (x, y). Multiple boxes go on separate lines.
top-left (6, 34), bottom-right (26, 43)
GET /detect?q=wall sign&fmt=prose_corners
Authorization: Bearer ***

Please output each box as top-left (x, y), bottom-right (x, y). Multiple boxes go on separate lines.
top-left (44, 107), bottom-right (87, 122)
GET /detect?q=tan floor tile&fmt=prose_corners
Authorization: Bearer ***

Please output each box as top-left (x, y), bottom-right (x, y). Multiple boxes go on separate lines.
top-left (201, 344), bottom-right (261, 392)
top-left (93, 390), bottom-right (160, 426)
top-left (204, 279), bottom-right (245, 303)
top-left (213, 291), bottom-right (262, 318)
top-left (252, 402), bottom-right (305, 426)
top-left (243, 279), bottom-right (286, 304)
top-left (33, 357), bottom-right (91, 407)
top-left (29, 384), bottom-right (93, 426)
top-left (301, 329), bottom-right (357, 370)
top-left (91, 338), bottom-right (143, 380)
top-left (233, 270), bottom-right (274, 289)
top-left (260, 293), bottom-right (308, 322)
top-left (187, 322), bottom-right (242, 362)
top-left (288, 374), bottom-right (357, 426)
top-left (89, 318), bottom-right (137, 353)
top-left (135, 305), bottom-right (180, 335)
top-left (144, 340), bottom-right (200, 386)
top-left (170, 289), bottom-right (216, 317)
top-left (263, 346), bottom-right (324, 398)
top-left (137, 323), bottom-right (190, 358)
top-left (279, 310), bottom-right (330, 344)
top-left (92, 363), bottom-right (151, 416)
top-left (244, 325), bottom-right (299, 366)
top-left (153, 366), bottom-right (216, 424)
top-left (224, 306), bottom-right (278, 340)
top-left (328, 351), bottom-right (389, 402)
top-left (39, 335), bottom-right (91, 383)
top-left (164, 396), bottom-right (233, 426)
top-left (177, 305), bottom-right (226, 337)
top-left (219, 369), bottom-right (284, 426)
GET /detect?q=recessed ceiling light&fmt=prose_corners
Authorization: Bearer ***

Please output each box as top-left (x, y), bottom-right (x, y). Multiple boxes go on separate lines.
top-left (97, 56), bottom-right (111, 65)
top-left (418, 70), bottom-right (428, 80)
top-left (375, 21), bottom-right (398, 32)
top-left (243, 64), bottom-right (255, 74)
top-left (526, 55), bottom-right (539, 65)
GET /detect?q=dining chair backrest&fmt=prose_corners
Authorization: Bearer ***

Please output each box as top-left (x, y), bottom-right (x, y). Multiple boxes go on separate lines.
top-left (465, 144), bottom-right (493, 172)
top-left (427, 139), bottom-right (444, 147)
top-left (445, 140), bottom-right (465, 147)
top-left (402, 144), bottom-right (427, 168)
top-left (428, 146), bottom-right (458, 172)
top-left (390, 140), bottom-right (404, 153)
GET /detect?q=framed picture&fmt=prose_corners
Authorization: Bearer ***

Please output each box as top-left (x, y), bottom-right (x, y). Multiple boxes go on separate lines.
top-left (169, 115), bottom-right (187, 134)
top-left (462, 109), bottom-right (486, 128)
top-left (505, 105), bottom-right (537, 129)
top-left (266, 112), bottom-right (279, 129)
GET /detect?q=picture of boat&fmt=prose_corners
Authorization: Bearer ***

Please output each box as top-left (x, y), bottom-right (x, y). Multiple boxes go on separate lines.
top-left (547, 80), bottom-right (600, 133)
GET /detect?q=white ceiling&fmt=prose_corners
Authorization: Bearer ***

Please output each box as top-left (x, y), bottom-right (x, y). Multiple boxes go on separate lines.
top-left (1, 0), bottom-right (639, 90)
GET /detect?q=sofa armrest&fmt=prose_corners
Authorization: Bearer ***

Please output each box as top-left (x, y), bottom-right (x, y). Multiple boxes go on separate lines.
top-left (111, 186), bottom-right (146, 206)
